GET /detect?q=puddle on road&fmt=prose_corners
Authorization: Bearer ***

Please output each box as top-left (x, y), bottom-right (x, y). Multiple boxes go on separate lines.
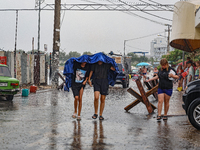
top-left (0, 80), bottom-right (200, 149)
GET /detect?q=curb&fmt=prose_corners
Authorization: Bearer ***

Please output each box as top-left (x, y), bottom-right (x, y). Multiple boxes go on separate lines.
top-left (15, 89), bottom-right (54, 97)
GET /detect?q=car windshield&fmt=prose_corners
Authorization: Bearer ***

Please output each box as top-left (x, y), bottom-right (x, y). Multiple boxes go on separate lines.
top-left (0, 66), bottom-right (11, 77)
top-left (132, 69), bottom-right (138, 73)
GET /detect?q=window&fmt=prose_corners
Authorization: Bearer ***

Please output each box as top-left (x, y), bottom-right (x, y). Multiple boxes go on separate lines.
top-left (0, 66), bottom-right (11, 77)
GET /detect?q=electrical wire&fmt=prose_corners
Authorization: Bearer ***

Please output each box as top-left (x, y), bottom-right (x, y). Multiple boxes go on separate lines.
top-left (126, 45), bottom-right (149, 52)
top-left (124, 31), bottom-right (165, 41)
top-left (105, 0), bottom-right (171, 26)
top-left (118, 0), bottom-right (172, 21)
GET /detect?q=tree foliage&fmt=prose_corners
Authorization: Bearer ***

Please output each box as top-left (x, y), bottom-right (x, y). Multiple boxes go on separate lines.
top-left (82, 51), bottom-right (93, 55)
top-left (127, 52), bottom-right (153, 65)
top-left (161, 49), bottom-right (189, 65)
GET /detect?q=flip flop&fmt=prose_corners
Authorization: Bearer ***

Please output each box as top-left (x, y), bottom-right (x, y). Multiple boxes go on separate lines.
top-left (72, 113), bottom-right (77, 119)
top-left (99, 116), bottom-right (104, 120)
top-left (77, 116), bottom-right (81, 121)
top-left (163, 116), bottom-right (168, 120)
top-left (157, 116), bottom-right (162, 121)
top-left (92, 114), bottom-right (98, 119)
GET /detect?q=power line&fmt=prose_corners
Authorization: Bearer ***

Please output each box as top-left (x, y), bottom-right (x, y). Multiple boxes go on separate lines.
top-left (118, 0), bottom-right (172, 22)
top-left (124, 31), bottom-right (165, 42)
top-left (126, 45), bottom-right (149, 52)
top-left (104, 0), bottom-right (171, 26)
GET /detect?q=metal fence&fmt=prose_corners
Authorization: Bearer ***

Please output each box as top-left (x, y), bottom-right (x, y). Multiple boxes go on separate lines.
top-left (0, 51), bottom-right (47, 85)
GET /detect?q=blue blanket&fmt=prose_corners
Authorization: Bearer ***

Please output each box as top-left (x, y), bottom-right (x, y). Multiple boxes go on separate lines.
top-left (63, 52), bottom-right (119, 91)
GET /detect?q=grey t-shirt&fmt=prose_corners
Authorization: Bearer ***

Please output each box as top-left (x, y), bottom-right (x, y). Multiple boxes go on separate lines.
top-left (187, 66), bottom-right (194, 83)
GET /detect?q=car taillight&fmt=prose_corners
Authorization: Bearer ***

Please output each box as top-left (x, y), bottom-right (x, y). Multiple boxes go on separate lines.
top-left (11, 83), bottom-right (19, 86)
top-left (122, 78), bottom-right (125, 80)
top-left (122, 68), bottom-right (125, 72)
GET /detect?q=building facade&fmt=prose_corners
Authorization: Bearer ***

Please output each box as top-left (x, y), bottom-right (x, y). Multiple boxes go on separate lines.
top-left (150, 37), bottom-right (173, 61)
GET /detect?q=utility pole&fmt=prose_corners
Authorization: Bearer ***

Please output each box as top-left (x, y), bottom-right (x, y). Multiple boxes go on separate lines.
top-left (35, 0), bottom-right (41, 85)
top-left (52, 0), bottom-right (61, 88)
top-left (124, 40), bottom-right (126, 56)
top-left (167, 25), bottom-right (170, 53)
top-left (14, 10), bottom-right (18, 78)
top-left (32, 37), bottom-right (34, 54)
top-left (37, 0), bottom-right (41, 54)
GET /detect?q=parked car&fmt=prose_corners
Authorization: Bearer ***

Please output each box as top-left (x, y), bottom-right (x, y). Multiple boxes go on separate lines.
top-left (182, 80), bottom-right (200, 130)
top-left (131, 69), bottom-right (139, 75)
top-left (0, 64), bottom-right (19, 101)
top-left (130, 69), bottom-right (139, 80)
top-left (115, 63), bottom-right (129, 88)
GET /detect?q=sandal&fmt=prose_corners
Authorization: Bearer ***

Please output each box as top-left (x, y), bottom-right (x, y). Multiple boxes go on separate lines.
top-left (92, 114), bottom-right (98, 119)
top-left (77, 116), bottom-right (81, 121)
top-left (163, 116), bottom-right (168, 120)
top-left (72, 113), bottom-right (77, 119)
top-left (99, 116), bottom-right (104, 120)
top-left (157, 116), bottom-right (162, 121)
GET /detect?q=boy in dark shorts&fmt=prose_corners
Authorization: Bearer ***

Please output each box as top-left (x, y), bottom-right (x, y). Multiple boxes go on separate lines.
top-left (72, 61), bottom-right (90, 121)
top-left (88, 61), bottom-right (115, 120)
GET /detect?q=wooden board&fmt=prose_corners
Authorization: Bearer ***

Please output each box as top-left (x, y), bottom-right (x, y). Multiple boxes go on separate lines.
top-left (136, 79), bottom-right (153, 114)
top-left (125, 85), bottom-right (157, 111)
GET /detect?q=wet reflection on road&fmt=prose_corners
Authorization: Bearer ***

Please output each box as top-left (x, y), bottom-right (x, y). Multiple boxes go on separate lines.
top-left (71, 121), bottom-right (82, 149)
top-left (49, 91), bottom-right (58, 150)
top-left (0, 80), bottom-right (200, 149)
top-left (92, 121), bottom-right (105, 150)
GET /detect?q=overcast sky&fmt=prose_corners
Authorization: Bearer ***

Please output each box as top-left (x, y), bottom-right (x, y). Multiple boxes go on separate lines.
top-left (0, 0), bottom-right (179, 55)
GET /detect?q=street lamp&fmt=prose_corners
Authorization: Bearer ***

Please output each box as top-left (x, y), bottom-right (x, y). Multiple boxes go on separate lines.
top-left (124, 38), bottom-right (135, 56)
top-left (123, 39), bottom-right (134, 67)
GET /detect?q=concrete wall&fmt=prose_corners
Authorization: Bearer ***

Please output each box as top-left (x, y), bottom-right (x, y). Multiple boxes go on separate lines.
top-left (16, 53), bottom-right (22, 84)
top-left (40, 55), bottom-right (46, 84)
top-left (21, 53), bottom-right (27, 84)
top-left (0, 51), bottom-right (47, 85)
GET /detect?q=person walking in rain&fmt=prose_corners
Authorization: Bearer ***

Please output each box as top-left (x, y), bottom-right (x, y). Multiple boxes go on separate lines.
top-left (71, 61), bottom-right (90, 121)
top-left (88, 61), bottom-right (116, 120)
top-left (142, 66), bottom-right (147, 81)
top-left (146, 58), bottom-right (178, 121)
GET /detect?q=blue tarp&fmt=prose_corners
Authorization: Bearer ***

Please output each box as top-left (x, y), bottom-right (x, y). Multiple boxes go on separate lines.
top-left (63, 52), bottom-right (119, 91)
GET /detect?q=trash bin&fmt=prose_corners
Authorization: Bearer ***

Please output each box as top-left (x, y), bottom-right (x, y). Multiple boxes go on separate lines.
top-left (30, 85), bottom-right (37, 93)
top-left (22, 89), bottom-right (29, 97)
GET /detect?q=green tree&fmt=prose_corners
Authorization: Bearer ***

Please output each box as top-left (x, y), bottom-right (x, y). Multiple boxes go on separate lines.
top-left (59, 50), bottom-right (67, 61)
top-left (127, 52), bottom-right (139, 63)
top-left (149, 57), bottom-right (154, 65)
top-left (66, 51), bottom-right (81, 60)
top-left (162, 49), bottom-right (189, 65)
top-left (82, 51), bottom-right (93, 55)
top-left (138, 56), bottom-right (148, 62)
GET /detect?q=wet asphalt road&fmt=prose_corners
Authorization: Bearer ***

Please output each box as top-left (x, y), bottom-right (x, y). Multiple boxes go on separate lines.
top-left (0, 79), bottom-right (200, 150)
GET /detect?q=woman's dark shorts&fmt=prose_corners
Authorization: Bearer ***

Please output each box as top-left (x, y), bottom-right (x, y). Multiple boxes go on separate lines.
top-left (178, 75), bottom-right (182, 80)
top-left (158, 88), bottom-right (173, 96)
top-left (71, 84), bottom-right (85, 97)
top-left (93, 78), bottom-right (109, 95)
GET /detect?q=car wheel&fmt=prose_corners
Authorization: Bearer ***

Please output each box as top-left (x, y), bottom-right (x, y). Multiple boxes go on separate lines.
top-left (122, 82), bottom-right (127, 88)
top-left (127, 79), bottom-right (129, 88)
top-left (6, 95), bottom-right (14, 101)
top-left (188, 98), bottom-right (200, 130)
